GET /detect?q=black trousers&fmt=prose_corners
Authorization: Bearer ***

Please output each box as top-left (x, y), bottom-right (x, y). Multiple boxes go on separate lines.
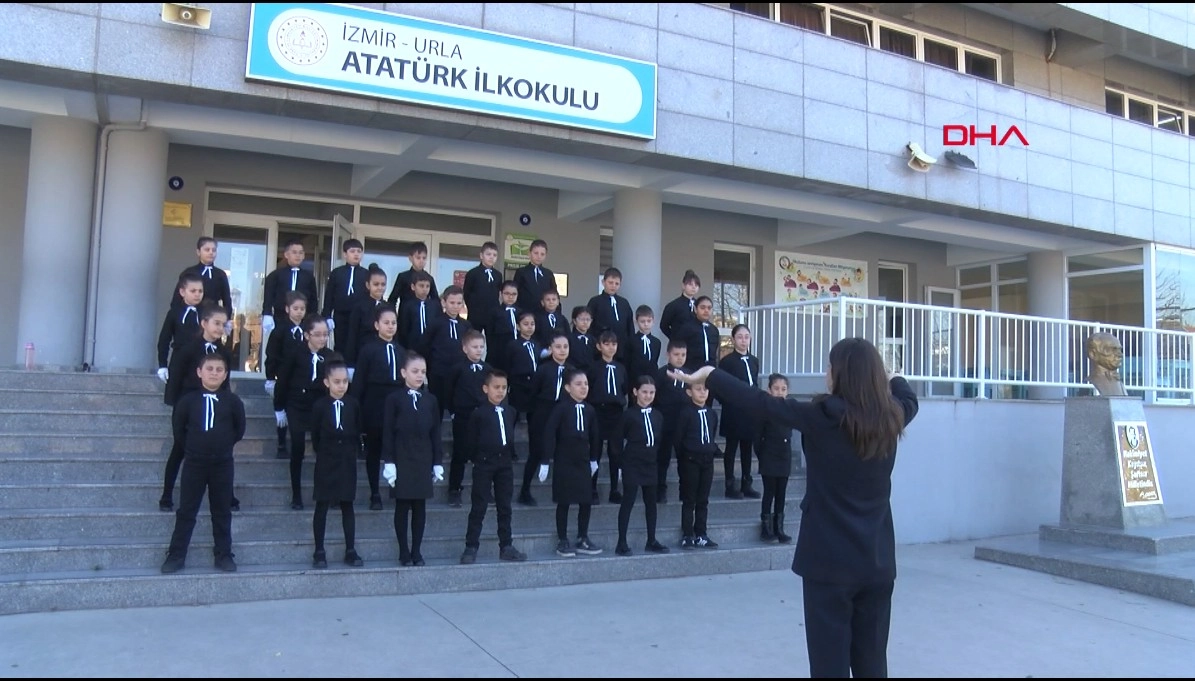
top-left (723, 438), bottom-right (755, 486)
top-left (286, 407), bottom-right (311, 501)
top-left (162, 438), bottom-right (185, 502)
top-left (313, 501), bottom-right (356, 553)
top-left (762, 475), bottom-right (790, 515)
top-left (167, 456), bottom-right (234, 559)
top-left (521, 403), bottom-right (551, 493)
top-left (465, 460), bottom-right (514, 549)
top-left (331, 310), bottom-right (351, 354)
top-left (617, 484), bottom-right (658, 546)
top-left (594, 405), bottom-right (624, 492)
top-left (363, 425), bottom-right (384, 500)
top-left (450, 408), bottom-right (475, 492)
top-left (556, 503), bottom-right (592, 540)
top-left (394, 498), bottom-right (427, 560)
top-left (802, 578), bottom-right (895, 678)
top-left (679, 458), bottom-right (713, 537)
top-left (656, 413), bottom-right (679, 491)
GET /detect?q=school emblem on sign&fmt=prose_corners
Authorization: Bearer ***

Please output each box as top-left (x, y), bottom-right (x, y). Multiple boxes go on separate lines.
top-left (275, 15), bottom-right (329, 66)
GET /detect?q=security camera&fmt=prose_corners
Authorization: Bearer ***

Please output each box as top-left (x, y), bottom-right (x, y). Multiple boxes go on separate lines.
top-left (906, 142), bottom-right (937, 173)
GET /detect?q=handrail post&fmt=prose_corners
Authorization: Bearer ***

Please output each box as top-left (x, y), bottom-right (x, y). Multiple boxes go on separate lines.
top-left (837, 296), bottom-right (847, 342)
top-left (976, 310), bottom-right (988, 399)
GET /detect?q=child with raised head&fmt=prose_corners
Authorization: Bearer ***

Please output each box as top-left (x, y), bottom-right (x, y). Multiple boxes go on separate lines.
top-left (463, 241), bottom-right (502, 336)
top-left (381, 353), bottom-right (444, 567)
top-left (756, 373), bottom-right (794, 544)
top-left (586, 267), bottom-right (635, 363)
top-left (160, 353), bottom-right (245, 574)
top-left (398, 270), bottom-right (441, 352)
top-left (460, 369), bottom-right (528, 564)
top-left (309, 359), bottom-right (365, 569)
top-left (682, 296), bottom-right (720, 372)
top-left (616, 376), bottom-right (670, 556)
top-left (654, 340), bottom-right (689, 503)
top-left (264, 291), bottom-right (309, 459)
top-left (541, 368), bottom-right (602, 558)
top-left (717, 323), bottom-right (763, 500)
top-left (262, 238), bottom-right (319, 339)
top-left (513, 239), bottom-right (555, 312)
top-left (518, 331), bottom-right (571, 507)
top-left (487, 280), bottom-right (521, 371)
top-left (170, 236), bottom-right (233, 331)
top-left (660, 269), bottom-right (701, 340)
top-left (419, 285), bottom-right (472, 422)
top-left (445, 330), bottom-right (490, 508)
top-left (158, 273), bottom-right (205, 387)
top-left (674, 378), bottom-right (720, 550)
top-left (274, 314), bottom-right (336, 510)
top-left (568, 306), bottom-right (597, 371)
top-left (586, 331), bottom-right (627, 504)
top-left (349, 305), bottom-right (406, 511)
top-left (628, 305), bottom-right (662, 388)
top-left (386, 241), bottom-right (439, 312)
top-left (534, 288), bottom-right (570, 352)
top-left (504, 310), bottom-right (539, 427)
top-left (345, 264), bottom-right (388, 368)
top-left (322, 238), bottom-right (369, 353)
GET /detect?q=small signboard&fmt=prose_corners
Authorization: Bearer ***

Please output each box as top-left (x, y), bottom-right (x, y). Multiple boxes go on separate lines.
top-left (1113, 421), bottom-right (1163, 506)
top-left (504, 232), bottom-right (535, 264)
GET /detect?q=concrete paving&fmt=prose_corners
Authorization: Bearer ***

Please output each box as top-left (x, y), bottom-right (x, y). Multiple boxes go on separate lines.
top-left (1, 537), bottom-right (1192, 678)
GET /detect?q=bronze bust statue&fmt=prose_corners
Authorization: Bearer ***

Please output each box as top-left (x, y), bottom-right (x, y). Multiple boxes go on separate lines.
top-left (1085, 332), bottom-right (1127, 396)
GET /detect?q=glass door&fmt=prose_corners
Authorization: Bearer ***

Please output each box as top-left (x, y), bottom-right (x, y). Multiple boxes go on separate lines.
top-left (207, 213), bottom-right (278, 375)
top-left (877, 263), bottom-right (908, 374)
top-left (925, 286), bottom-right (961, 397)
top-left (355, 226), bottom-right (435, 306)
top-left (434, 240), bottom-right (488, 321)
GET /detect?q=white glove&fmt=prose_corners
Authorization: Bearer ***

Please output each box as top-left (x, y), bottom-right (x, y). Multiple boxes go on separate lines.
top-left (383, 463), bottom-right (397, 487)
top-left (326, 318), bottom-right (335, 332)
top-left (224, 320), bottom-right (233, 336)
top-left (432, 465), bottom-right (444, 482)
top-left (274, 410), bottom-right (288, 429)
top-left (537, 465), bottom-right (549, 482)
top-left (156, 368), bottom-right (169, 384)
top-left (262, 315), bottom-right (275, 336)
top-left (264, 380), bottom-right (275, 397)
top-left (347, 367), bottom-right (356, 381)
top-left (590, 461), bottom-right (599, 475)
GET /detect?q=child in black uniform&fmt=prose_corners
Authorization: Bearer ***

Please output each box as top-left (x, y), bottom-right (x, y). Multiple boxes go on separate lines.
top-left (420, 285), bottom-right (472, 422)
top-left (310, 360), bottom-right (366, 568)
top-left (587, 268), bottom-right (634, 363)
top-left (487, 280), bottom-right (521, 372)
top-left (348, 305), bottom-right (406, 511)
top-left (757, 373), bottom-right (794, 544)
top-left (398, 270), bottom-right (441, 351)
top-left (157, 273), bottom-right (204, 386)
top-left (264, 291), bottom-right (308, 459)
top-left (654, 341), bottom-right (689, 503)
top-left (460, 370), bottom-right (528, 564)
top-left (274, 314), bottom-right (336, 510)
top-left (568, 306), bottom-right (597, 371)
top-left (628, 305), bottom-right (662, 388)
top-left (345, 265), bottom-right (388, 369)
top-left (321, 238), bottom-right (369, 353)
top-left (717, 323), bottom-right (762, 500)
top-left (659, 269), bottom-right (700, 341)
top-left (170, 237), bottom-right (234, 325)
top-left (587, 331), bottom-right (627, 504)
top-left (616, 376), bottom-right (670, 555)
top-left (463, 241), bottom-right (502, 338)
top-left (534, 288), bottom-right (570, 351)
top-left (513, 239), bottom-right (554, 312)
top-left (542, 368), bottom-right (602, 557)
top-left (386, 241), bottom-right (439, 314)
top-left (518, 332), bottom-right (571, 507)
top-left (161, 353), bottom-right (245, 574)
top-left (504, 311), bottom-right (539, 426)
top-left (674, 379), bottom-right (721, 550)
top-left (262, 238), bottom-right (319, 340)
top-left (446, 330), bottom-right (490, 507)
top-left (382, 353), bottom-right (444, 566)
top-left (682, 296), bottom-right (721, 372)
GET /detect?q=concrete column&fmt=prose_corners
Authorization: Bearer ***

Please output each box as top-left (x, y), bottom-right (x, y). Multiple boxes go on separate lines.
top-left (93, 128), bottom-right (169, 371)
top-left (1028, 250), bottom-right (1067, 399)
top-left (612, 189), bottom-right (663, 321)
top-left (16, 117), bottom-right (97, 369)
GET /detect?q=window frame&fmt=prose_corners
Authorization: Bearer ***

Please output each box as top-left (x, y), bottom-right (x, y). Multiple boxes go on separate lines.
top-left (1105, 86), bottom-right (1193, 136)
top-left (712, 242), bottom-right (757, 336)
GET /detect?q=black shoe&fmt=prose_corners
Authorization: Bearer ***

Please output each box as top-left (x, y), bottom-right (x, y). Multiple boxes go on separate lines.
top-left (160, 554), bottom-right (185, 574)
top-left (230, 498), bottom-right (241, 513)
top-left (412, 554), bottom-right (426, 567)
top-left (447, 489), bottom-right (462, 508)
top-left (344, 550), bottom-right (364, 567)
top-left (608, 490), bottom-right (623, 504)
top-left (741, 480), bottom-right (761, 499)
top-left (290, 499), bottom-right (304, 511)
top-left (275, 446), bottom-right (288, 460)
top-left (158, 498), bottom-right (173, 512)
top-left (460, 547), bottom-right (478, 564)
top-left (575, 537), bottom-right (603, 555)
top-left (400, 554), bottom-right (413, 567)
top-left (214, 554), bottom-right (238, 572)
top-left (312, 551), bottom-right (328, 569)
top-left (656, 486), bottom-right (668, 504)
top-left (725, 480), bottom-right (743, 499)
top-left (517, 490), bottom-right (537, 507)
top-left (499, 545), bottom-right (527, 562)
top-left (369, 495), bottom-right (383, 511)
top-left (645, 539), bottom-right (670, 553)
top-left (591, 490), bottom-right (601, 505)
top-left (615, 543), bottom-right (632, 556)
top-left (555, 539), bottom-right (576, 557)
top-left (695, 535), bottom-right (719, 549)
top-left (680, 536), bottom-right (696, 550)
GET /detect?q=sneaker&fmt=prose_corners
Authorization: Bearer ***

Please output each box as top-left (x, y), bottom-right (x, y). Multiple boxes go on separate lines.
top-left (160, 553), bottom-right (185, 574)
top-left (369, 495), bottom-right (383, 511)
top-left (447, 489), bottom-right (463, 508)
top-left (158, 498), bottom-right (173, 512)
top-left (680, 536), bottom-right (696, 550)
top-left (575, 537), bottom-right (603, 555)
top-left (499, 545), bottom-right (527, 562)
top-left (615, 543), bottom-right (632, 556)
top-left (312, 551), bottom-right (328, 569)
top-left (214, 554), bottom-right (238, 572)
top-left (645, 539), bottom-right (670, 553)
top-left (517, 490), bottom-right (538, 507)
top-left (290, 498), bottom-right (304, 511)
top-left (608, 490), bottom-right (623, 504)
top-left (344, 550), bottom-right (364, 567)
top-left (555, 539), bottom-right (576, 557)
top-left (694, 535), bottom-right (719, 549)
top-left (460, 547), bottom-right (478, 564)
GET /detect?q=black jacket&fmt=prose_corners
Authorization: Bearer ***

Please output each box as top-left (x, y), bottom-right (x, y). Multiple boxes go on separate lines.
top-left (682, 320), bottom-right (721, 371)
top-left (263, 265), bottom-right (319, 320)
top-left (264, 322), bottom-right (306, 381)
top-left (322, 264), bottom-right (371, 317)
top-left (398, 296), bottom-right (442, 352)
top-left (157, 305), bottom-right (201, 369)
top-left (513, 263), bottom-right (555, 312)
top-left (386, 267), bottom-right (439, 311)
top-left (419, 315), bottom-right (472, 376)
top-left (463, 264), bottom-right (502, 332)
top-left (586, 360), bottom-right (628, 409)
top-left (627, 332), bottom-right (662, 384)
top-left (447, 360), bottom-right (490, 414)
top-left (171, 388), bottom-right (245, 460)
top-left (345, 297), bottom-right (387, 366)
top-left (530, 359), bottom-right (571, 408)
top-left (165, 336), bottom-right (233, 407)
top-left (586, 293), bottom-right (635, 358)
top-left (659, 295), bottom-right (696, 340)
top-left (674, 403), bottom-right (720, 462)
top-left (534, 308), bottom-right (571, 350)
top-left (274, 347), bottom-right (335, 412)
top-left (715, 351), bottom-right (762, 440)
top-left (170, 263), bottom-right (233, 319)
top-left (486, 304), bottom-right (522, 369)
top-left (707, 370), bottom-right (919, 585)
top-left (466, 403), bottom-right (517, 463)
top-left (568, 331), bottom-right (597, 370)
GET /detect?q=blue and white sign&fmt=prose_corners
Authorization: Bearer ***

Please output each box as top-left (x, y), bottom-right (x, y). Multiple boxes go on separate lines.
top-left (246, 3), bottom-right (658, 139)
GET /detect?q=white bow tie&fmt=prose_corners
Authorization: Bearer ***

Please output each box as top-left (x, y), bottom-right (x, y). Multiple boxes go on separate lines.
top-left (290, 267), bottom-right (299, 290)
top-left (291, 327), bottom-right (303, 340)
top-left (385, 343), bottom-right (398, 381)
top-left (610, 296), bottom-right (619, 321)
top-left (642, 408), bottom-right (655, 447)
top-left (181, 306), bottom-right (196, 324)
top-left (409, 389), bottom-right (421, 409)
top-left (555, 364), bottom-right (564, 400)
top-left (202, 393), bottom-right (219, 431)
top-left (574, 403), bottom-right (586, 431)
top-left (486, 269), bottom-right (495, 283)
top-left (742, 355), bottom-right (753, 386)
top-left (697, 408), bottom-right (711, 444)
top-left (605, 364), bottom-right (618, 395)
top-left (642, 335), bottom-right (651, 357)
top-left (310, 352), bottom-right (323, 381)
top-left (495, 405), bottom-right (507, 445)
top-left (333, 399), bottom-right (344, 430)
top-left (202, 265), bottom-right (213, 279)
top-left (204, 342), bottom-right (217, 354)
top-left (449, 318), bottom-right (458, 339)
top-left (346, 265), bottom-right (355, 295)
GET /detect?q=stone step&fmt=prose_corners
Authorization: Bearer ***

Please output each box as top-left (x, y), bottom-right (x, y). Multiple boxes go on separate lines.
top-left (0, 389), bottom-right (275, 414)
top-left (0, 516), bottom-right (798, 573)
top-left (0, 370), bottom-right (162, 392)
top-left (0, 411), bottom-right (280, 438)
top-left (0, 540), bottom-right (794, 616)
top-left (0, 434), bottom-right (291, 456)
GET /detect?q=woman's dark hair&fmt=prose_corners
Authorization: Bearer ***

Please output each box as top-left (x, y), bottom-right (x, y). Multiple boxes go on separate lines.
top-left (300, 314), bottom-right (327, 334)
top-left (823, 338), bottom-right (905, 461)
top-left (682, 269), bottom-right (701, 286)
top-left (373, 305), bottom-right (397, 324)
top-left (367, 264), bottom-right (387, 282)
top-left (633, 375), bottom-right (656, 390)
top-left (731, 323), bottom-right (750, 338)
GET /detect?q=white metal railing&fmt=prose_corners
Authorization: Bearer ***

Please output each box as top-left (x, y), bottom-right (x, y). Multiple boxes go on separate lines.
top-left (743, 297), bottom-right (1195, 403)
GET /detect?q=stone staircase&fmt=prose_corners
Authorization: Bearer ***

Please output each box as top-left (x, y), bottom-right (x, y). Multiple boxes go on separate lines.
top-left (0, 370), bottom-right (803, 615)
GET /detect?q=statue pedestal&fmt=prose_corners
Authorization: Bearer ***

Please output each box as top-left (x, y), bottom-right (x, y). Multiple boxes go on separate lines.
top-left (1060, 396), bottom-right (1165, 529)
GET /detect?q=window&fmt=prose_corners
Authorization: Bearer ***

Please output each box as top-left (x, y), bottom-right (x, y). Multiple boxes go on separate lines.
top-left (713, 245), bottom-right (755, 330)
top-left (727, 3), bottom-right (1001, 82)
top-left (957, 259), bottom-right (1028, 313)
top-left (1106, 87), bottom-right (1192, 136)
top-left (1128, 98), bottom-right (1153, 125)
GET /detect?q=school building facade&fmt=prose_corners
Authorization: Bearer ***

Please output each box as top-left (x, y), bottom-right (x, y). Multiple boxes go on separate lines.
top-left (1, 2), bottom-right (1193, 542)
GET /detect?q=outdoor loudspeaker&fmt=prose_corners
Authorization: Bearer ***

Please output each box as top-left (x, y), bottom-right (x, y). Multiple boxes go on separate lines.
top-left (161, 3), bottom-right (211, 29)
